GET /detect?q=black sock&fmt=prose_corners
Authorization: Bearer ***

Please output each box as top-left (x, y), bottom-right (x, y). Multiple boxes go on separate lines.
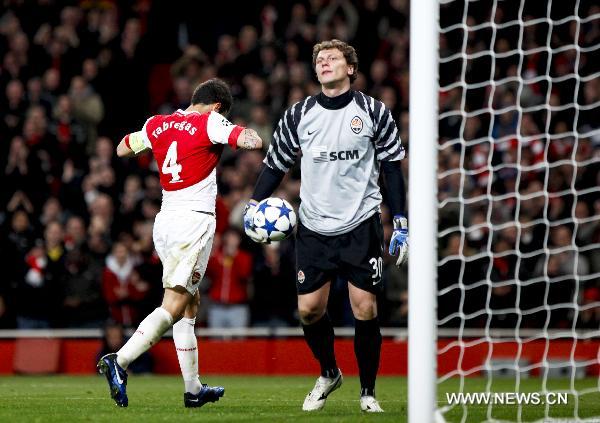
top-left (354, 317), bottom-right (382, 397)
top-left (302, 314), bottom-right (338, 378)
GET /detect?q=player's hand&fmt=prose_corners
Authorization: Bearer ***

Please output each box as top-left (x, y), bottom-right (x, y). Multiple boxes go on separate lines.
top-left (243, 200), bottom-right (268, 243)
top-left (389, 215), bottom-right (409, 267)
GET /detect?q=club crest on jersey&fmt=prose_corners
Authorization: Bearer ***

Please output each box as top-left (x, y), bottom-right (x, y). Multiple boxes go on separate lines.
top-left (191, 271), bottom-right (201, 284)
top-left (350, 116), bottom-right (363, 134)
top-left (297, 270), bottom-right (305, 284)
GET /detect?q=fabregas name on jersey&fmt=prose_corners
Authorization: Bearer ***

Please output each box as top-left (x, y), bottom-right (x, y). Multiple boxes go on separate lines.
top-left (151, 120), bottom-right (198, 138)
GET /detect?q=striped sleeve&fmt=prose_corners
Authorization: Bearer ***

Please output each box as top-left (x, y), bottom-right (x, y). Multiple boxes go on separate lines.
top-left (264, 102), bottom-right (302, 172)
top-left (371, 100), bottom-right (405, 162)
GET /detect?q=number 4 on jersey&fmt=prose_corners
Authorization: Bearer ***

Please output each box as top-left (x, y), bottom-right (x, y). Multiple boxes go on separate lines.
top-left (163, 141), bottom-right (183, 183)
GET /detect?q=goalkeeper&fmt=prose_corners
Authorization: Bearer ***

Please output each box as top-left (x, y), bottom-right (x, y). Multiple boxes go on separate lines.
top-left (244, 39), bottom-right (407, 413)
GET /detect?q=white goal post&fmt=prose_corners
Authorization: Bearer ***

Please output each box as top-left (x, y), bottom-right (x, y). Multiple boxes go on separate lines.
top-left (409, 0), bottom-right (439, 422)
top-left (409, 0), bottom-right (600, 422)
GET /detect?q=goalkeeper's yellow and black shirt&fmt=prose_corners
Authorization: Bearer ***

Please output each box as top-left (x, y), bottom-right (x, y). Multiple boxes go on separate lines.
top-left (264, 89), bottom-right (405, 236)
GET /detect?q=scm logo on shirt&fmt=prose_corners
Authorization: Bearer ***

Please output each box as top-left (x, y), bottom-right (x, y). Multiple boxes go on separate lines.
top-left (330, 150), bottom-right (359, 161)
top-left (311, 146), bottom-right (360, 163)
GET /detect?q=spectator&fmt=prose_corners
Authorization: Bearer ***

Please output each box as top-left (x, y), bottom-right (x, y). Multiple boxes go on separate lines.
top-left (15, 221), bottom-right (65, 328)
top-left (2, 79), bottom-right (27, 137)
top-left (101, 242), bottom-right (148, 327)
top-left (60, 249), bottom-right (106, 327)
top-left (4, 137), bottom-right (46, 211)
top-left (205, 229), bottom-right (253, 328)
top-left (64, 215), bottom-right (87, 251)
top-left (49, 94), bottom-right (86, 161)
top-left (68, 76), bottom-right (104, 152)
top-left (0, 210), bottom-right (35, 327)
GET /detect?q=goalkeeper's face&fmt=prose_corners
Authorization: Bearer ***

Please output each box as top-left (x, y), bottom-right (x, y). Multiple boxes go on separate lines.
top-left (315, 48), bottom-right (354, 87)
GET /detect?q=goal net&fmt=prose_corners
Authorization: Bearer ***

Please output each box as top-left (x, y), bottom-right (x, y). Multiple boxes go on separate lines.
top-left (430, 0), bottom-right (600, 421)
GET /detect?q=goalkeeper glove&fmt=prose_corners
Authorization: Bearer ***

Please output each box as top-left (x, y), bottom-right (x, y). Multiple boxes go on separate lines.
top-left (243, 200), bottom-right (268, 243)
top-left (389, 215), bottom-right (409, 267)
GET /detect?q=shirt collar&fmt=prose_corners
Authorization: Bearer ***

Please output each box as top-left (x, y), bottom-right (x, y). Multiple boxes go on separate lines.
top-left (316, 90), bottom-right (354, 110)
top-left (176, 108), bottom-right (201, 115)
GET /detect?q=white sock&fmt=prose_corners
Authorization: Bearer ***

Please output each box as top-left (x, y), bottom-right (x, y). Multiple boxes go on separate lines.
top-left (117, 307), bottom-right (173, 369)
top-left (173, 316), bottom-right (202, 394)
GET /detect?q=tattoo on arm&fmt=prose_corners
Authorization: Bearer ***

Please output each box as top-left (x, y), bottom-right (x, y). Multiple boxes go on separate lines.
top-left (241, 129), bottom-right (260, 149)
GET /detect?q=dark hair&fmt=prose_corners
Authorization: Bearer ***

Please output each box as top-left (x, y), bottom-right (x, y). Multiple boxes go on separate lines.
top-left (312, 39), bottom-right (359, 83)
top-left (190, 78), bottom-right (233, 114)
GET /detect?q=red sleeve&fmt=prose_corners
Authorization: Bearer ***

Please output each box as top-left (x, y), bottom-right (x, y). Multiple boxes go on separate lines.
top-left (227, 125), bottom-right (244, 149)
top-left (123, 134), bottom-right (131, 149)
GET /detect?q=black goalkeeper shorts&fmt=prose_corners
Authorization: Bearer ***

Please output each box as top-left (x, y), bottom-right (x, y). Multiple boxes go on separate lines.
top-left (295, 213), bottom-right (384, 295)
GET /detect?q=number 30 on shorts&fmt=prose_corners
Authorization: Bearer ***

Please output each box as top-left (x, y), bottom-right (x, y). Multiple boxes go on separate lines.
top-left (369, 257), bottom-right (383, 279)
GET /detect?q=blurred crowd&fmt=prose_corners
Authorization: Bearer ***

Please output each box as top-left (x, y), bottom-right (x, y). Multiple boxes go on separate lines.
top-left (0, 0), bottom-right (598, 331)
top-left (0, 0), bottom-right (409, 330)
top-left (436, 0), bottom-right (600, 329)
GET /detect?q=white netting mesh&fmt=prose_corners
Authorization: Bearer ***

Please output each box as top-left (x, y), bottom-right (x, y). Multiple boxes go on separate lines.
top-left (435, 0), bottom-right (600, 421)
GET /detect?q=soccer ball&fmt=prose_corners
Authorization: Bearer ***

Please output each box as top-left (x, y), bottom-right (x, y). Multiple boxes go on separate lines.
top-left (253, 197), bottom-right (297, 242)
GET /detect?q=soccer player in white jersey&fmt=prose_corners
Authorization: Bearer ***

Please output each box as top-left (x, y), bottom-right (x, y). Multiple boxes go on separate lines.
top-left (244, 40), bottom-right (408, 413)
top-left (97, 78), bottom-right (263, 408)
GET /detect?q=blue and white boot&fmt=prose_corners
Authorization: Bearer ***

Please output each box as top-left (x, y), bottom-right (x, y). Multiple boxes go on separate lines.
top-left (97, 353), bottom-right (129, 407)
top-left (184, 384), bottom-right (225, 408)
